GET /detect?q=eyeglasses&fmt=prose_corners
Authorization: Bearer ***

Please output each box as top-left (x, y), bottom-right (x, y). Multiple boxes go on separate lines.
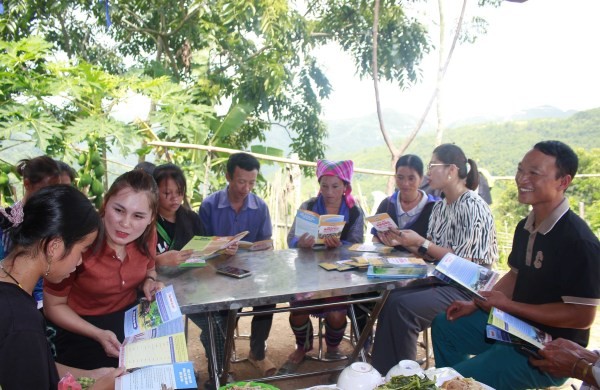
top-left (427, 163), bottom-right (450, 170)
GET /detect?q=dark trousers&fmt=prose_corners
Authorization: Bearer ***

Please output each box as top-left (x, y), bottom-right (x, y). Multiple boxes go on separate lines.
top-left (54, 307), bottom-right (129, 369)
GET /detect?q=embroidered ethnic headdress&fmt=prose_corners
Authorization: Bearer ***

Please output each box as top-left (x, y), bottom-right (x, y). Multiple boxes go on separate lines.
top-left (316, 159), bottom-right (355, 208)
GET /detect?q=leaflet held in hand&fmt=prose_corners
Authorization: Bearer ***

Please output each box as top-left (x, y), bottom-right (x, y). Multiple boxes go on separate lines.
top-left (120, 285), bottom-right (189, 370)
top-left (366, 213), bottom-right (398, 232)
top-left (433, 253), bottom-right (499, 300)
top-left (124, 285), bottom-right (182, 338)
top-left (486, 307), bottom-right (551, 350)
top-left (179, 230), bottom-right (249, 267)
top-left (115, 362), bottom-right (197, 390)
top-left (294, 209), bottom-right (345, 244)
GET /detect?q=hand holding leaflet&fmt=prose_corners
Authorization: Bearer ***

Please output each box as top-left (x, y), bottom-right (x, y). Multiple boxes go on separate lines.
top-left (486, 307), bottom-right (552, 350)
top-left (433, 253), bottom-right (499, 300)
top-left (366, 213), bottom-right (398, 232)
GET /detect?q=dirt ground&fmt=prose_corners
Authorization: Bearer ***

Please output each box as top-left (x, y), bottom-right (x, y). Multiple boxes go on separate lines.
top-left (186, 307), bottom-right (597, 389)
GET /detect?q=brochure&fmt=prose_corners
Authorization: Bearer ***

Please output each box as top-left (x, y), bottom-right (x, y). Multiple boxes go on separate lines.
top-left (179, 231), bottom-right (249, 267)
top-left (433, 253), bottom-right (499, 300)
top-left (294, 209), bottom-right (346, 244)
top-left (115, 362), bottom-right (197, 390)
top-left (367, 265), bottom-right (428, 279)
top-left (366, 213), bottom-right (398, 232)
top-left (486, 308), bottom-right (551, 350)
top-left (367, 263), bottom-right (428, 279)
top-left (124, 285), bottom-right (182, 338)
top-left (117, 285), bottom-right (195, 387)
top-left (119, 332), bottom-right (189, 370)
top-left (238, 239), bottom-right (274, 251)
top-left (348, 243), bottom-right (394, 254)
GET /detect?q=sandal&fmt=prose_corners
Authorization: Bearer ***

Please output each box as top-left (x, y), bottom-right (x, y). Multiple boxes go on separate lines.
top-left (247, 353), bottom-right (277, 377)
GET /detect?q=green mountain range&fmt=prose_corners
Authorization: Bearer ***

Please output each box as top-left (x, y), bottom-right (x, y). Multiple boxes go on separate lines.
top-left (267, 105), bottom-right (600, 207)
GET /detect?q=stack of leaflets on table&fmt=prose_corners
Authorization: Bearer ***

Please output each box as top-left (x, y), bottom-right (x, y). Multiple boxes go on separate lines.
top-left (178, 230), bottom-right (249, 268)
top-left (348, 243), bottom-right (394, 254)
top-left (117, 285), bottom-right (197, 390)
top-left (238, 239), bottom-right (274, 251)
top-left (366, 212), bottom-right (398, 232)
top-left (294, 209), bottom-right (346, 244)
top-left (433, 253), bottom-right (499, 300)
top-left (486, 307), bottom-right (551, 351)
top-left (367, 257), bottom-right (429, 279)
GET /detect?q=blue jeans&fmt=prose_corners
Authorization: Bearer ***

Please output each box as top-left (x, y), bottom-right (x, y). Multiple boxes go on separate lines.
top-left (432, 309), bottom-right (566, 390)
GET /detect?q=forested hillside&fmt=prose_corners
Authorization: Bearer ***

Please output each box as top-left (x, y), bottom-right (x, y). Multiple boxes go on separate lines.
top-left (329, 107), bottom-right (600, 176)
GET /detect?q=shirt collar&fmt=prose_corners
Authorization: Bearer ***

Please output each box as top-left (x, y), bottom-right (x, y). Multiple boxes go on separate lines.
top-left (217, 186), bottom-right (258, 210)
top-left (397, 190), bottom-right (427, 216)
top-left (524, 197), bottom-right (569, 235)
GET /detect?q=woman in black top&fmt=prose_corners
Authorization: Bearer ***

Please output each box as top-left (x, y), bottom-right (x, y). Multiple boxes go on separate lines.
top-left (0, 186), bottom-right (122, 389)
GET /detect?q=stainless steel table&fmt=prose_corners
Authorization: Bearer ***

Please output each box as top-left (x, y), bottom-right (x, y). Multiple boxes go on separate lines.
top-left (158, 247), bottom-right (435, 388)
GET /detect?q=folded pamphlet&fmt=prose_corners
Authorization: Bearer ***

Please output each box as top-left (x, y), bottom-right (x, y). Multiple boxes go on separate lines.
top-left (486, 307), bottom-right (551, 350)
top-left (294, 209), bottom-right (346, 244)
top-left (366, 259), bottom-right (429, 279)
top-left (366, 212), bottom-right (398, 232)
top-left (115, 362), bottom-right (197, 390)
top-left (179, 231), bottom-right (249, 267)
top-left (348, 243), bottom-right (394, 254)
top-left (433, 253), bottom-right (499, 300)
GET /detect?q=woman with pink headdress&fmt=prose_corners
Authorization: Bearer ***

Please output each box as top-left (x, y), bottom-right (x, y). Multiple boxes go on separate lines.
top-left (280, 159), bottom-right (364, 373)
top-left (287, 159), bottom-right (364, 248)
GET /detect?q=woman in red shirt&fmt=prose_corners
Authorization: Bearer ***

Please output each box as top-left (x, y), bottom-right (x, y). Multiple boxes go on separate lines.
top-left (44, 170), bottom-right (162, 369)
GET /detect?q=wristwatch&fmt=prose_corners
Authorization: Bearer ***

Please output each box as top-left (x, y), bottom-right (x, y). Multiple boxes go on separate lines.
top-left (418, 239), bottom-right (431, 255)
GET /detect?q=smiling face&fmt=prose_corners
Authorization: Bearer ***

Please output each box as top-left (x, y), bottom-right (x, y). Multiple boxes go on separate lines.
top-left (103, 187), bottom-right (153, 251)
top-left (515, 149), bottom-right (569, 209)
top-left (158, 178), bottom-right (183, 217)
top-left (319, 175), bottom-right (346, 208)
top-left (45, 231), bottom-right (97, 283)
top-left (395, 166), bottom-right (423, 199)
top-left (226, 167), bottom-right (258, 202)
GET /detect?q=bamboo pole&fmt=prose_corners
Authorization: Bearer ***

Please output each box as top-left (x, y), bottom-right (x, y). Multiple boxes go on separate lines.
top-left (147, 141), bottom-right (396, 176)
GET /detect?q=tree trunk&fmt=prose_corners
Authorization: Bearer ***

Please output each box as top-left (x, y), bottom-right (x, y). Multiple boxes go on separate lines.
top-left (435, 0), bottom-right (445, 146)
top-left (397, 0), bottom-right (468, 155)
top-left (371, 0), bottom-right (400, 194)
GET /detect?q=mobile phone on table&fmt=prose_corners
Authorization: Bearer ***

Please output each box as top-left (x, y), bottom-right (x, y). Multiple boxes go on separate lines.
top-left (216, 265), bottom-right (252, 279)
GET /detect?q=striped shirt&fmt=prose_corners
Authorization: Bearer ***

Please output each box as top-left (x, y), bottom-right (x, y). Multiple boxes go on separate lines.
top-left (427, 190), bottom-right (498, 265)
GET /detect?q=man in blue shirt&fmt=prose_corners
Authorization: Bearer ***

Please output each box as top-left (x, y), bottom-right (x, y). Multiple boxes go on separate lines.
top-left (191, 153), bottom-right (276, 386)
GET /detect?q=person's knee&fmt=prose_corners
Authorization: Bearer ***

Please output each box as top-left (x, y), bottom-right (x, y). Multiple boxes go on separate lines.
top-left (327, 312), bottom-right (347, 327)
top-left (431, 311), bottom-right (448, 335)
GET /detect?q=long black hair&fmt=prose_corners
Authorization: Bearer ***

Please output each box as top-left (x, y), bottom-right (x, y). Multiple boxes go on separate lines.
top-left (11, 185), bottom-right (101, 259)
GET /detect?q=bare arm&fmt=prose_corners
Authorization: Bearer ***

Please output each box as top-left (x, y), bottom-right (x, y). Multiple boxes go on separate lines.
top-left (44, 292), bottom-right (121, 358)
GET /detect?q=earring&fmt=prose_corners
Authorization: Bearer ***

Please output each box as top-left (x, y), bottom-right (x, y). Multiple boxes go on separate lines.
top-left (448, 176), bottom-right (452, 180)
top-left (45, 263), bottom-right (51, 277)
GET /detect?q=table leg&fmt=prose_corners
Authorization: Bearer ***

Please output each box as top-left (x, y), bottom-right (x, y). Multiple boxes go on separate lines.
top-left (219, 306), bottom-right (241, 387)
top-left (349, 288), bottom-right (392, 363)
top-left (206, 312), bottom-right (221, 389)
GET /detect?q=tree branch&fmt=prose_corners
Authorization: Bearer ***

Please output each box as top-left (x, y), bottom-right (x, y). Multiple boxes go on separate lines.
top-left (372, 0), bottom-right (399, 193)
top-left (397, 0), bottom-right (468, 155)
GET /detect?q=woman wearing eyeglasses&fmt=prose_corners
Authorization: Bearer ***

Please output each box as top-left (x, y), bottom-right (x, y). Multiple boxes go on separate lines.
top-left (371, 143), bottom-right (498, 375)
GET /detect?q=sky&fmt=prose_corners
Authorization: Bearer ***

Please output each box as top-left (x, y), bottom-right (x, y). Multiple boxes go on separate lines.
top-left (316, 0), bottom-right (600, 123)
